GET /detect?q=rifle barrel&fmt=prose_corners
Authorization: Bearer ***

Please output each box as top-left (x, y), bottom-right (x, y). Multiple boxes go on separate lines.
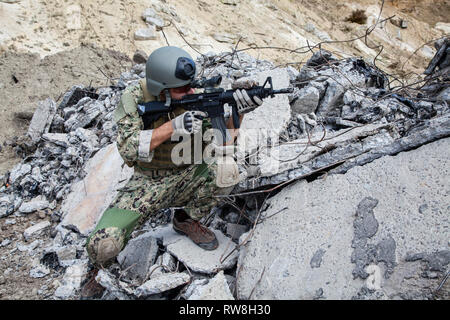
top-left (272, 88), bottom-right (294, 94)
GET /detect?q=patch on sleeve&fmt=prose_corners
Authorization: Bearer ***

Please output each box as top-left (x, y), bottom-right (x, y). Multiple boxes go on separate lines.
top-left (138, 129), bottom-right (155, 162)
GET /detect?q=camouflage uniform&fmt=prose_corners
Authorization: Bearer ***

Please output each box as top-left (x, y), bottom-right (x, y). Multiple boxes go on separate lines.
top-left (86, 80), bottom-right (227, 266)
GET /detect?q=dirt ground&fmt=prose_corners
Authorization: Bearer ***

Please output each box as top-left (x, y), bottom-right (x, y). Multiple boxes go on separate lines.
top-left (0, 0), bottom-right (449, 300)
top-left (0, 210), bottom-right (59, 300)
top-left (0, 45), bottom-right (131, 176)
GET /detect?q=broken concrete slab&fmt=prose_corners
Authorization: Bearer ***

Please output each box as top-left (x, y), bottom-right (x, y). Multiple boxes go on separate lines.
top-left (95, 269), bottom-right (134, 300)
top-left (18, 196), bottom-right (50, 213)
top-left (144, 225), bottom-right (239, 274)
top-left (134, 27), bottom-right (158, 40)
top-left (241, 122), bottom-right (394, 185)
top-left (236, 68), bottom-right (291, 155)
top-left (54, 261), bottom-right (88, 299)
top-left (237, 137), bottom-right (450, 299)
top-left (188, 271), bottom-right (234, 300)
top-left (59, 143), bottom-right (134, 236)
top-left (135, 272), bottom-right (191, 297)
top-left (117, 233), bottom-right (159, 282)
top-left (27, 98), bottom-right (57, 143)
top-left (165, 228), bottom-right (239, 274)
top-left (226, 223), bottom-right (248, 241)
top-left (23, 221), bottom-right (51, 241)
top-left (291, 85), bottom-right (320, 114)
top-left (237, 112), bottom-right (450, 191)
top-left (29, 261), bottom-right (50, 278)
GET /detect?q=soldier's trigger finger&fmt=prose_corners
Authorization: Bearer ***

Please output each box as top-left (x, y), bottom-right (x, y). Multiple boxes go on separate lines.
top-left (253, 95), bottom-right (263, 106)
top-left (242, 90), bottom-right (256, 107)
top-left (235, 90), bottom-right (247, 107)
top-left (192, 111), bottom-right (207, 120)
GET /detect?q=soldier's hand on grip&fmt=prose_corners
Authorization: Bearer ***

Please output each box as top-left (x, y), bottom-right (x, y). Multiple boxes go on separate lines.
top-left (172, 111), bottom-right (206, 135)
top-left (233, 89), bottom-right (263, 114)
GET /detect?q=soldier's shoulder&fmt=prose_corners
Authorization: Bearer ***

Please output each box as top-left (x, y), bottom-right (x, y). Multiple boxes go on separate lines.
top-left (123, 83), bottom-right (144, 100)
top-left (114, 83), bottom-right (143, 122)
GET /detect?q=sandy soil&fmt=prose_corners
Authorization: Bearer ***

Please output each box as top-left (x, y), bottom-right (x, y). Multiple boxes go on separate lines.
top-left (0, 45), bottom-right (131, 176)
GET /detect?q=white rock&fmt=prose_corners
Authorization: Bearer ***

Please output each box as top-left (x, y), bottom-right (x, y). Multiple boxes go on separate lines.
top-left (135, 272), bottom-right (191, 297)
top-left (142, 8), bottom-right (157, 20)
top-left (435, 22), bottom-right (450, 34)
top-left (188, 271), bottom-right (234, 300)
top-left (291, 86), bottom-right (320, 114)
top-left (9, 163), bottom-right (32, 183)
top-left (23, 221), bottom-right (51, 241)
top-left (184, 279), bottom-right (209, 298)
top-left (16, 240), bottom-right (41, 252)
top-left (54, 261), bottom-right (88, 299)
top-left (95, 269), bottom-right (134, 299)
top-left (0, 239), bottom-right (11, 247)
top-left (134, 27), bottom-right (157, 40)
top-left (30, 259), bottom-right (51, 278)
top-left (27, 98), bottom-right (57, 143)
top-left (145, 16), bottom-right (164, 28)
top-left (19, 197), bottom-right (50, 213)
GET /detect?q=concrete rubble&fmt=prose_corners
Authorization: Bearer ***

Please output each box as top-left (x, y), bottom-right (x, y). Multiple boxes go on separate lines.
top-left (135, 272), bottom-right (191, 298)
top-left (0, 36), bottom-right (448, 300)
top-left (185, 271), bottom-right (235, 300)
top-left (117, 233), bottom-right (159, 282)
top-left (236, 138), bottom-right (449, 299)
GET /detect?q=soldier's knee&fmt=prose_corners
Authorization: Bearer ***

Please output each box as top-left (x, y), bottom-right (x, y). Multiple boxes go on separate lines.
top-left (86, 227), bottom-right (125, 266)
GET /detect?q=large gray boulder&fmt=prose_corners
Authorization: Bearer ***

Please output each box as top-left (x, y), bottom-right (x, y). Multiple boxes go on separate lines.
top-left (237, 138), bottom-right (450, 299)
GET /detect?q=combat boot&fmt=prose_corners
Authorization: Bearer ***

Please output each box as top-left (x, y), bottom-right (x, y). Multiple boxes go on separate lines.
top-left (172, 209), bottom-right (218, 250)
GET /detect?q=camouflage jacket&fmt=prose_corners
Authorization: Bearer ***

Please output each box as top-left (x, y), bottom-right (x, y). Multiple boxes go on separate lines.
top-left (113, 79), bottom-right (203, 172)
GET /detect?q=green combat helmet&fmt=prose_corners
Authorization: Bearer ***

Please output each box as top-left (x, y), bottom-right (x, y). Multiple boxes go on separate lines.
top-left (145, 46), bottom-right (196, 96)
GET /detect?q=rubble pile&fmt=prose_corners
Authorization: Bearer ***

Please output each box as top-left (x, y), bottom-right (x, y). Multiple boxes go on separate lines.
top-left (0, 50), bottom-right (278, 300)
top-left (236, 41), bottom-right (449, 191)
top-left (0, 37), bottom-right (448, 300)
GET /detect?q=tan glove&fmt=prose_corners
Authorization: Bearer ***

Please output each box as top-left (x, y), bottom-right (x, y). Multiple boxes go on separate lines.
top-left (172, 111), bottom-right (206, 135)
top-left (231, 79), bottom-right (263, 114)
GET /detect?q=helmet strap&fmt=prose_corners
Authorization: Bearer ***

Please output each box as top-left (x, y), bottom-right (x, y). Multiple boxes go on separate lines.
top-left (163, 89), bottom-right (171, 107)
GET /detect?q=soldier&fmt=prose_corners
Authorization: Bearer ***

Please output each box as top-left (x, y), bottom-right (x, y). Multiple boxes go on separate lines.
top-left (80, 46), bottom-right (263, 298)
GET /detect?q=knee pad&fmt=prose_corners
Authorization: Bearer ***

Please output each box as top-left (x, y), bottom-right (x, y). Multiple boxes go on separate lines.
top-left (86, 227), bottom-right (125, 266)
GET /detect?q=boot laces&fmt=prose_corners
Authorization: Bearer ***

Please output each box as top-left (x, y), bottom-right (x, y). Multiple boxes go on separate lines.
top-left (191, 219), bottom-right (210, 236)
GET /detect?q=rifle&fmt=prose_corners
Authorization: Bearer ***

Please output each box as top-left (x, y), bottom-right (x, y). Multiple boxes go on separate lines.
top-left (137, 76), bottom-right (293, 142)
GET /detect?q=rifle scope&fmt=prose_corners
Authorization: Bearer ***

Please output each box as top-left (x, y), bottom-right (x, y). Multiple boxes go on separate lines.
top-left (190, 75), bottom-right (222, 88)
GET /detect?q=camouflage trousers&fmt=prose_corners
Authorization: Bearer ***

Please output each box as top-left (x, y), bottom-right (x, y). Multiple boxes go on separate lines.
top-left (86, 161), bottom-right (229, 266)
